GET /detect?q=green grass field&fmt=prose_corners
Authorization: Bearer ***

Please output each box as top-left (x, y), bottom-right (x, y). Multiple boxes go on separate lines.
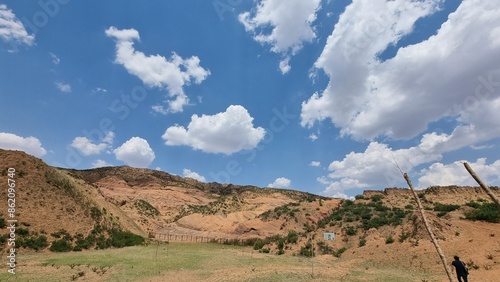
top-left (0, 243), bottom-right (440, 282)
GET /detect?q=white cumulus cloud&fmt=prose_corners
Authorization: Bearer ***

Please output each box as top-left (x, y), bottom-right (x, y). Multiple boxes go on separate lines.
top-left (92, 159), bottom-right (112, 168)
top-left (301, 0), bottom-right (500, 144)
top-left (71, 132), bottom-right (114, 156)
top-left (309, 161), bottom-right (321, 167)
top-left (105, 26), bottom-right (210, 113)
top-left (0, 4), bottom-right (34, 46)
top-left (268, 177), bottom-right (291, 188)
top-left (113, 137), bottom-right (155, 168)
top-left (417, 158), bottom-right (500, 189)
top-left (162, 105), bottom-right (266, 155)
top-left (239, 0), bottom-right (321, 73)
top-left (0, 132), bottom-right (46, 157)
top-left (182, 169), bottom-right (207, 182)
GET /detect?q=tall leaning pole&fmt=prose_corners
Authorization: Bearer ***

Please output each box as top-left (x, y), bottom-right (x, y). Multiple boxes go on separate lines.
top-left (403, 173), bottom-right (454, 282)
top-left (463, 162), bottom-right (500, 207)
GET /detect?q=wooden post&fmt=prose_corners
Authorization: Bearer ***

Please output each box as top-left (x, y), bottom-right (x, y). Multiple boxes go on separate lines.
top-left (463, 162), bottom-right (500, 206)
top-left (404, 173), bottom-right (454, 282)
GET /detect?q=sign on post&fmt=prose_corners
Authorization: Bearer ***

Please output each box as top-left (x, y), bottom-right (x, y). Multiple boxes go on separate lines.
top-left (323, 232), bottom-right (335, 241)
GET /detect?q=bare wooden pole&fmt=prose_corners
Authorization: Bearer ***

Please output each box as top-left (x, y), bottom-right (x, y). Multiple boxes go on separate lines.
top-left (403, 173), bottom-right (454, 282)
top-left (463, 162), bottom-right (500, 207)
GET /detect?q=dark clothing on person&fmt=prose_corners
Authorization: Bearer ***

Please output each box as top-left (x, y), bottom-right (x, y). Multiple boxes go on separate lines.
top-left (452, 259), bottom-right (468, 282)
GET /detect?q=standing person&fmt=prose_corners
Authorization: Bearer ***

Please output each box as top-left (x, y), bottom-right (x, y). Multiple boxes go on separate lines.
top-left (451, 255), bottom-right (469, 282)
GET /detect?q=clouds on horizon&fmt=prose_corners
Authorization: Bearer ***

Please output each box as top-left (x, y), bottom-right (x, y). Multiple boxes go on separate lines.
top-left (182, 169), bottom-right (207, 183)
top-left (113, 137), bottom-right (155, 168)
top-left (105, 26), bottom-right (210, 113)
top-left (0, 132), bottom-right (46, 157)
top-left (268, 177), bottom-right (291, 188)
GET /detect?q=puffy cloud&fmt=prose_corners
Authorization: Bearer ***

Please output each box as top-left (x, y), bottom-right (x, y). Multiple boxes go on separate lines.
top-left (268, 177), bottom-right (291, 188)
top-left (105, 26), bottom-right (210, 113)
top-left (309, 161), bottom-right (321, 167)
top-left (0, 132), bottom-right (46, 157)
top-left (0, 4), bottom-right (34, 46)
top-left (239, 0), bottom-right (321, 72)
top-left (55, 82), bottom-right (71, 93)
top-left (301, 0), bottom-right (500, 143)
top-left (92, 159), bottom-right (112, 168)
top-left (71, 132), bottom-right (114, 156)
top-left (417, 159), bottom-right (500, 188)
top-left (162, 105), bottom-right (266, 155)
top-left (321, 137), bottom-right (446, 196)
top-left (113, 137), bottom-right (155, 168)
top-left (182, 169), bottom-right (207, 182)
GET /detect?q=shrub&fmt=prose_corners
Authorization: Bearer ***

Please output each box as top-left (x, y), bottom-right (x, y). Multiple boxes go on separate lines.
top-left (0, 234), bottom-right (8, 245)
top-left (317, 241), bottom-right (332, 255)
top-left (358, 238), bottom-right (366, 247)
top-left (20, 235), bottom-right (48, 251)
top-left (109, 229), bottom-right (144, 248)
top-left (50, 239), bottom-right (73, 252)
top-left (260, 247), bottom-right (270, 253)
top-left (345, 226), bottom-right (357, 236)
top-left (253, 238), bottom-right (265, 250)
top-left (0, 217), bottom-right (6, 228)
top-left (299, 242), bottom-right (313, 257)
top-left (134, 199), bottom-right (160, 217)
top-left (16, 227), bottom-right (30, 236)
top-left (385, 236), bottom-right (394, 244)
top-left (370, 194), bottom-right (383, 202)
top-left (286, 231), bottom-right (299, 244)
top-left (333, 247), bottom-right (347, 258)
top-left (399, 231), bottom-right (410, 243)
top-left (465, 203), bottom-right (500, 223)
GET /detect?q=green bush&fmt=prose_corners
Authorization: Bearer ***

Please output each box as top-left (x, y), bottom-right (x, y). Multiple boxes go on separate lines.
top-left (299, 242), bottom-right (313, 257)
top-left (50, 239), bottom-right (73, 252)
top-left (16, 227), bottom-right (30, 236)
top-left (385, 236), bottom-right (394, 244)
top-left (370, 194), bottom-right (383, 202)
top-left (433, 203), bottom-right (460, 217)
top-left (465, 203), bottom-right (500, 223)
top-left (345, 226), bottom-right (357, 236)
top-left (333, 247), bottom-right (347, 258)
top-left (466, 201), bottom-right (480, 208)
top-left (134, 199), bottom-right (160, 217)
top-left (286, 231), bottom-right (299, 244)
top-left (109, 229), bottom-right (144, 248)
top-left (358, 238), bottom-right (366, 247)
top-left (260, 247), bottom-right (270, 253)
top-left (0, 217), bottom-right (6, 228)
top-left (253, 238), bottom-right (265, 250)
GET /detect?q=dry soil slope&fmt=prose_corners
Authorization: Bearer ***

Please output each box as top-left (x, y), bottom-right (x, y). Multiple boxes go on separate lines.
top-left (0, 149), bottom-right (145, 240)
top-left (68, 165), bottom-right (339, 239)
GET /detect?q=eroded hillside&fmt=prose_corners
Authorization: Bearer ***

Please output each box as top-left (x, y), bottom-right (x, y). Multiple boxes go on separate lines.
top-left (1, 149), bottom-right (500, 281)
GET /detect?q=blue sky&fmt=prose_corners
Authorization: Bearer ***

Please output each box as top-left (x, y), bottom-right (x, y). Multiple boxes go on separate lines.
top-left (1, 0), bottom-right (500, 198)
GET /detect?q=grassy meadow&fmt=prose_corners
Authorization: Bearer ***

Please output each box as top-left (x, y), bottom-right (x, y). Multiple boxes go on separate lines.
top-left (0, 242), bottom-right (441, 282)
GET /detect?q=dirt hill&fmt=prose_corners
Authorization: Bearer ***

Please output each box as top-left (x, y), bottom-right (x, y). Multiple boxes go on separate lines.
top-left (1, 149), bottom-right (500, 281)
